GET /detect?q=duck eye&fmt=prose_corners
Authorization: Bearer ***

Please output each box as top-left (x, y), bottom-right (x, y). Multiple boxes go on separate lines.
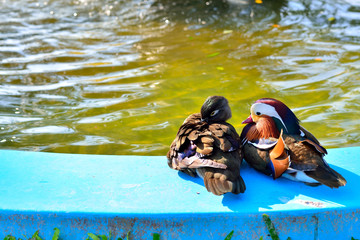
top-left (256, 112), bottom-right (261, 116)
top-left (210, 110), bottom-right (219, 117)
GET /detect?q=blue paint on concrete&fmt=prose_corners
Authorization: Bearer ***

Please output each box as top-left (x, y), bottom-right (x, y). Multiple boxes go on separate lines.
top-left (0, 147), bottom-right (359, 239)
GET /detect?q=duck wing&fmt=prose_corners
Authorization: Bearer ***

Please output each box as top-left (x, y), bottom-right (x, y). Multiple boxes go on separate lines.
top-left (284, 134), bottom-right (346, 188)
top-left (167, 114), bottom-right (245, 195)
top-left (167, 113), bottom-right (227, 171)
top-left (197, 122), bottom-right (246, 195)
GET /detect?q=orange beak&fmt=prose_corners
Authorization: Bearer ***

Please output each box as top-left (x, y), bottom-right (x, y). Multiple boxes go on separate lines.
top-left (242, 115), bottom-right (254, 124)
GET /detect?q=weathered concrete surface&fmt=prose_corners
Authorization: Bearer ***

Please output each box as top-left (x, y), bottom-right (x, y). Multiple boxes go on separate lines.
top-left (0, 147), bottom-right (359, 239)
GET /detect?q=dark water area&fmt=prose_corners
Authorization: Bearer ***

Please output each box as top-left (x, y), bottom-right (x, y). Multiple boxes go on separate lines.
top-left (0, 0), bottom-right (359, 155)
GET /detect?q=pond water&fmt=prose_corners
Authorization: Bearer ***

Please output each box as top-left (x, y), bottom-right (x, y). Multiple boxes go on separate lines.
top-left (0, 0), bottom-right (359, 155)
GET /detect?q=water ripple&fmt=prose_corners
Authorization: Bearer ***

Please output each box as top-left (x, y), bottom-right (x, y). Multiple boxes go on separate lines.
top-left (77, 102), bottom-right (162, 124)
top-left (0, 116), bottom-right (43, 124)
top-left (21, 126), bottom-right (75, 134)
top-left (0, 0), bottom-right (359, 155)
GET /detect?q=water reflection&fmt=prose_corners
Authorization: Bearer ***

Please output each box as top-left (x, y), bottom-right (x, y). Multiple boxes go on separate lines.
top-left (0, 0), bottom-right (359, 155)
top-left (151, 0), bottom-right (288, 26)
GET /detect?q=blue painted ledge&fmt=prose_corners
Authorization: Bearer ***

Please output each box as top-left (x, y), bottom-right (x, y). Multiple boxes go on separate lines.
top-left (0, 147), bottom-right (360, 240)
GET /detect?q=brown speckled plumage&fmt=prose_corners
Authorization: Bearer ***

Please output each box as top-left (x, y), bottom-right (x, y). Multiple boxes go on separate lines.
top-left (167, 96), bottom-right (246, 195)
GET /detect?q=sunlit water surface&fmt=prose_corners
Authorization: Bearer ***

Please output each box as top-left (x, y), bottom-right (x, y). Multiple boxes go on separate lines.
top-left (0, 0), bottom-right (359, 155)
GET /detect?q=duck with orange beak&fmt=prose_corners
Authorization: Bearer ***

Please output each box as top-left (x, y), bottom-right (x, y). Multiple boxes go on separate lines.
top-left (240, 98), bottom-right (346, 188)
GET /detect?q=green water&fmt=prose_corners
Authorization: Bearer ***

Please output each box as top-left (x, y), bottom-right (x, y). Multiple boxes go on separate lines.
top-left (0, 0), bottom-right (359, 155)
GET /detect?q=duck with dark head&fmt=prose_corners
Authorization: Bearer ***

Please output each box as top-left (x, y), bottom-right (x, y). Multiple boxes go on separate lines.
top-left (167, 96), bottom-right (246, 195)
top-left (240, 98), bottom-right (346, 188)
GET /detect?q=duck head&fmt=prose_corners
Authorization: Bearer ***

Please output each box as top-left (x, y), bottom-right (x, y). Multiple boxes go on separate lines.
top-left (201, 96), bottom-right (232, 123)
top-left (242, 98), bottom-right (300, 135)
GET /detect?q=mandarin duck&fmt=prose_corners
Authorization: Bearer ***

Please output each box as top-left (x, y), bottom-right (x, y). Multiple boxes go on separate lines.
top-left (167, 96), bottom-right (246, 195)
top-left (240, 98), bottom-right (346, 188)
